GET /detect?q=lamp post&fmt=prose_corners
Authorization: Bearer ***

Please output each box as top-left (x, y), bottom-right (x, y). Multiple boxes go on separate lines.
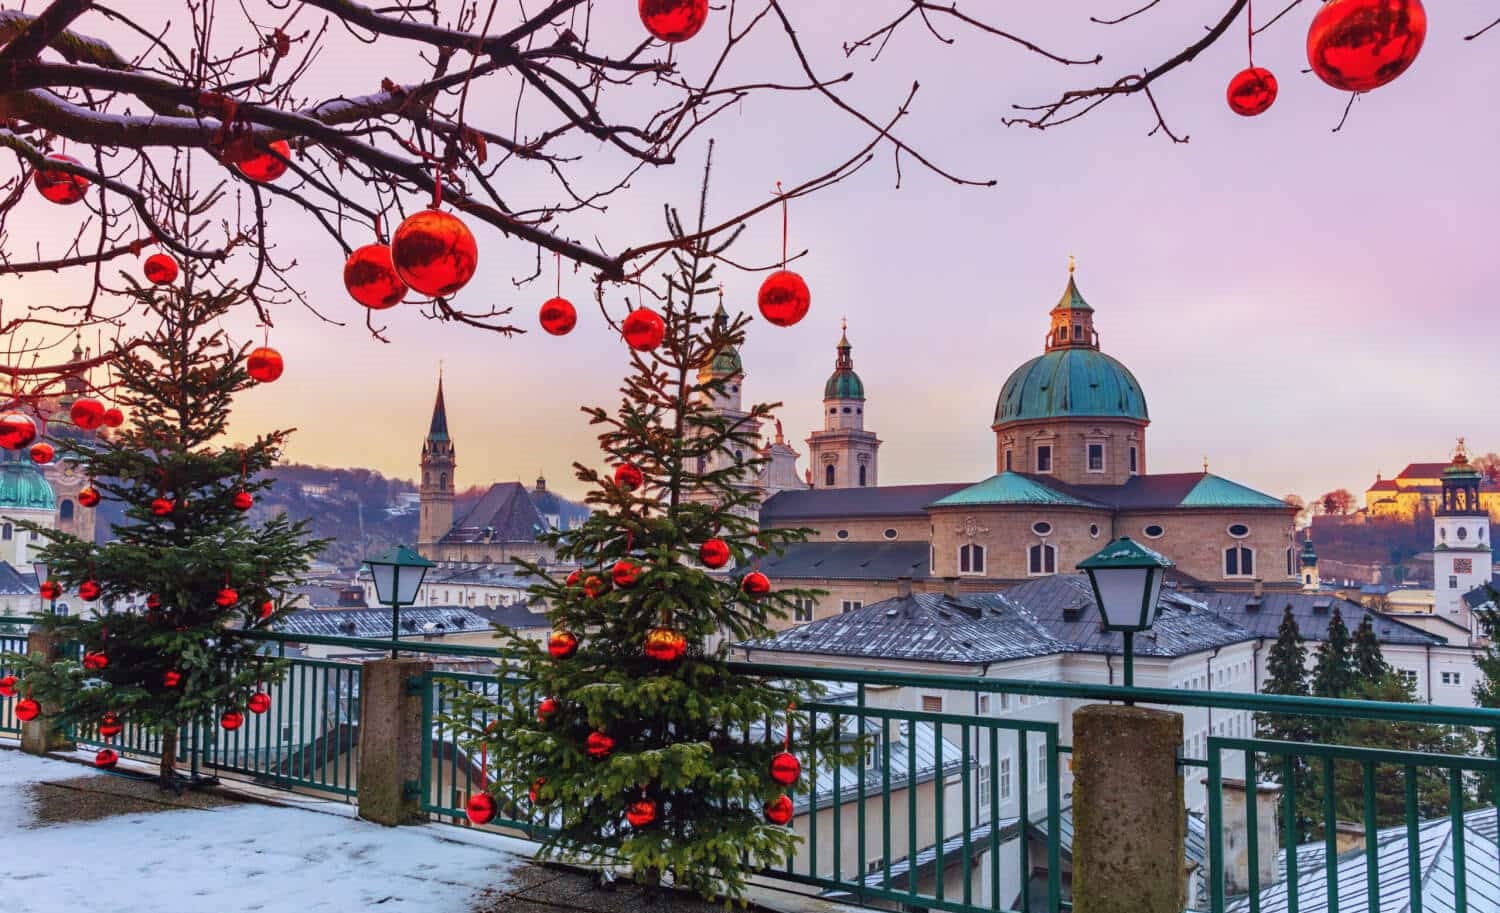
top-left (31, 559), bottom-right (56, 615)
top-left (363, 545), bottom-right (434, 658)
top-left (1077, 537), bottom-right (1173, 693)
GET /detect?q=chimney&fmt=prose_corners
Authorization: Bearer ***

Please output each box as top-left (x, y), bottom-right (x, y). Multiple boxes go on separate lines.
top-left (896, 576), bottom-right (913, 598)
top-left (1335, 821), bottom-right (1365, 854)
top-left (1253, 578), bottom-right (1264, 598)
top-left (942, 576), bottom-right (959, 599)
top-left (1206, 777), bottom-right (1283, 893)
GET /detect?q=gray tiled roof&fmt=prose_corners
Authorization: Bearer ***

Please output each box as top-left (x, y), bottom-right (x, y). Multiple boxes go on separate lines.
top-left (443, 482), bottom-right (586, 545)
top-left (0, 561), bottom-right (36, 596)
top-left (465, 602), bottom-right (549, 631)
top-left (759, 541), bottom-right (931, 581)
top-left (1193, 591), bottom-right (1445, 647)
top-left (760, 483), bottom-right (969, 523)
top-left (274, 606), bottom-right (491, 639)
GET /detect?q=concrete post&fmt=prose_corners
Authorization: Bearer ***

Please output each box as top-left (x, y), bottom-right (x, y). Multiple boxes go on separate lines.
top-left (1210, 777), bottom-right (1282, 895)
top-left (357, 657), bottom-right (432, 826)
top-left (20, 629), bottom-right (74, 755)
top-left (1072, 704), bottom-right (1185, 913)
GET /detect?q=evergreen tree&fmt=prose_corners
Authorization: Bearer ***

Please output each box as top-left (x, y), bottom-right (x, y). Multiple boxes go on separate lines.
top-left (1474, 597), bottom-right (1500, 799)
top-left (1310, 607), bottom-right (1355, 699)
top-left (1263, 607), bottom-right (1310, 698)
top-left (1351, 615), bottom-right (1389, 684)
top-left (1258, 607), bottom-right (1315, 841)
top-left (7, 272), bottom-right (324, 787)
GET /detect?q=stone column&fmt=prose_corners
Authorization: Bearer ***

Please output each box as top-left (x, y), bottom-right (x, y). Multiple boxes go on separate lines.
top-left (357, 657), bottom-right (432, 826)
top-left (20, 629), bottom-right (75, 755)
top-left (1072, 704), bottom-right (1185, 913)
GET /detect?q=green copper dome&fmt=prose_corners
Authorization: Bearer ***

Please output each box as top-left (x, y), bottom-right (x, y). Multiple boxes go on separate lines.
top-left (708, 343), bottom-right (743, 376)
top-left (0, 458), bottom-right (56, 511)
top-left (824, 328), bottom-right (865, 400)
top-left (994, 349), bottom-right (1148, 424)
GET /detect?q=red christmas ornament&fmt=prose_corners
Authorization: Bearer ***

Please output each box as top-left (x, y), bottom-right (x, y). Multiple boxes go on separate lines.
top-left (103, 407), bottom-right (124, 428)
top-left (539, 297), bottom-right (577, 336)
top-left (78, 580), bottom-right (101, 601)
top-left (765, 794), bottom-right (794, 826)
top-left (639, 0), bottom-right (709, 42)
top-left (94, 748), bottom-right (119, 769)
top-left (70, 398), bottom-right (106, 430)
top-left (344, 243), bottom-right (409, 310)
top-left (583, 575), bottom-right (607, 599)
top-left (235, 139), bottom-right (291, 183)
top-left (740, 571), bottom-right (771, 596)
top-left (0, 675), bottom-right (16, 697)
top-left (644, 626), bottom-right (687, 663)
top-left (78, 486), bottom-right (102, 508)
top-left (1226, 67), bottom-right (1278, 116)
top-left (216, 586), bottom-right (239, 608)
top-left (529, 777), bottom-right (548, 805)
top-left (391, 209), bottom-right (479, 297)
top-left (39, 580), bottom-right (62, 600)
top-left (626, 797), bottom-right (658, 827)
top-left (0, 412), bottom-right (37, 450)
top-left (150, 497), bottom-right (175, 517)
top-left (611, 559), bottom-right (642, 589)
top-left (466, 792), bottom-right (498, 825)
top-left (622, 308), bottom-right (665, 351)
top-left (143, 253), bottom-right (179, 285)
top-left (565, 569), bottom-right (582, 588)
top-left (221, 710), bottom-right (244, 731)
top-left (163, 669), bottom-right (181, 688)
top-left (83, 651), bottom-right (109, 672)
top-left (145, 593), bottom-right (161, 610)
top-left (248, 692), bottom-right (272, 715)
top-left (247, 346), bottom-right (285, 383)
top-left (586, 731), bottom-right (615, 760)
top-left (699, 538), bottom-right (730, 569)
top-left (613, 463), bottom-right (644, 492)
top-left (259, 599), bottom-right (275, 620)
top-left (232, 490), bottom-right (255, 511)
top-left (769, 751), bottom-right (801, 786)
top-left (757, 270), bottom-right (811, 328)
top-left (548, 630), bottom-right (579, 659)
top-left (98, 712), bottom-right (123, 738)
top-left (33, 153), bottom-right (89, 205)
top-left (537, 696), bottom-right (560, 724)
top-left (1307, 0), bottom-right (1426, 93)
top-left (29, 442), bottom-right (54, 465)
top-left (15, 698), bottom-right (40, 721)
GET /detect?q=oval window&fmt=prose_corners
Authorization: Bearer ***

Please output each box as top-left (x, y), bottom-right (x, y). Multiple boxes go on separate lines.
top-left (836, 529), bottom-right (850, 540)
top-left (1032, 521), bottom-right (1053, 536)
top-left (883, 528), bottom-right (898, 540)
top-left (1089, 524), bottom-right (1101, 539)
top-left (1228, 523), bottom-right (1250, 538)
top-left (1143, 524), bottom-right (1165, 539)
top-left (1458, 527), bottom-right (1468, 541)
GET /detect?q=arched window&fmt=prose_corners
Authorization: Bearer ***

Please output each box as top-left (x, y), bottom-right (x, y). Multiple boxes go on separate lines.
top-left (1028, 543), bottom-right (1056, 576)
top-left (439, 472), bottom-right (447, 488)
top-left (424, 471), bottom-right (430, 487)
top-left (959, 543), bottom-right (986, 576)
top-left (1, 523), bottom-right (10, 540)
top-left (734, 450), bottom-right (744, 463)
top-left (1285, 548), bottom-right (1294, 576)
top-left (1305, 574), bottom-right (1313, 585)
top-left (858, 465), bottom-right (867, 487)
top-left (59, 499), bottom-right (74, 521)
top-left (825, 464), bottom-right (835, 487)
top-left (1224, 546), bottom-right (1254, 577)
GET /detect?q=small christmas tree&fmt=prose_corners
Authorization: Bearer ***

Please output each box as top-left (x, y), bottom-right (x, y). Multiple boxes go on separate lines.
top-left (7, 271), bottom-right (325, 787)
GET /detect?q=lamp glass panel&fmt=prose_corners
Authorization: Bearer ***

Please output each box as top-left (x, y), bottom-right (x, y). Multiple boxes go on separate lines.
top-left (369, 563), bottom-right (397, 605)
top-left (1091, 567), bottom-right (1152, 630)
top-left (395, 564), bottom-right (426, 605)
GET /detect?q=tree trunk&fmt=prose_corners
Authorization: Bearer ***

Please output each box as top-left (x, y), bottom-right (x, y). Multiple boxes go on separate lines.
top-left (158, 729), bottom-right (177, 788)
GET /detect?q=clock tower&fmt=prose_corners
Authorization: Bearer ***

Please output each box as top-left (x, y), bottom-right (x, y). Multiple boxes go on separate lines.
top-left (1433, 439), bottom-right (1491, 621)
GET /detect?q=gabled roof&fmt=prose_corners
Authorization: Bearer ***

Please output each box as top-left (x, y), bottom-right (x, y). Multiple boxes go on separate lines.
top-left (760, 483), bottom-right (968, 523)
top-left (274, 606), bottom-right (491, 639)
top-left (931, 472), bottom-right (1102, 509)
top-left (1464, 577), bottom-right (1500, 610)
top-left (1178, 474), bottom-right (1291, 509)
top-left (1398, 462), bottom-right (1453, 480)
top-left (758, 541), bottom-right (931, 581)
top-left (1194, 591), bottom-right (1444, 646)
top-left (444, 482), bottom-right (547, 544)
top-left (1033, 472), bottom-right (1291, 512)
top-left (1368, 478), bottom-right (1400, 492)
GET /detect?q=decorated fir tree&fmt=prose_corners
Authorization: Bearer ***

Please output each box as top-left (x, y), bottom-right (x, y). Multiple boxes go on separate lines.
top-left (6, 272), bottom-right (324, 787)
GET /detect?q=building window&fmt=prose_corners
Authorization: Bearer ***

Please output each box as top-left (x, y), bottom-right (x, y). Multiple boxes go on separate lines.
top-left (1228, 523), bottom-right (1250, 538)
top-left (978, 695), bottom-right (990, 714)
top-left (977, 765), bottom-right (991, 817)
top-left (793, 599), bottom-right (814, 623)
top-left (1032, 521), bottom-right (1053, 536)
top-left (1397, 669), bottom-right (1418, 687)
top-left (921, 695), bottom-right (942, 713)
top-left (825, 464), bottom-right (835, 487)
top-left (829, 408), bottom-right (836, 415)
top-left (1224, 546), bottom-right (1254, 577)
top-left (836, 529), bottom-right (850, 540)
top-left (439, 472), bottom-right (447, 488)
top-left (1087, 443), bottom-right (1105, 473)
top-left (999, 757), bottom-right (1012, 800)
top-left (734, 449), bottom-right (743, 463)
top-left (883, 528), bottom-right (898, 540)
top-left (1059, 326), bottom-right (1069, 340)
top-left (1305, 574), bottom-right (1313, 585)
top-left (1, 523), bottom-right (10, 540)
top-left (1449, 575), bottom-right (1459, 589)
top-left (1035, 445), bottom-right (1053, 474)
top-left (1028, 543), bottom-right (1057, 576)
top-left (1143, 524), bottom-right (1164, 539)
top-left (842, 407), bottom-right (852, 414)
top-left (1035, 742), bottom-right (1048, 787)
top-left (59, 499), bottom-right (74, 521)
top-left (1129, 446), bottom-right (1139, 474)
top-left (1089, 523), bottom-right (1101, 539)
top-left (858, 465), bottom-right (867, 487)
top-left (959, 543), bottom-right (986, 576)
top-left (1458, 526), bottom-right (1469, 541)
top-left (841, 600), bottom-right (863, 613)
top-left (1004, 449), bottom-right (1013, 471)
top-left (1442, 671), bottom-right (1462, 686)
top-left (999, 693), bottom-right (1010, 711)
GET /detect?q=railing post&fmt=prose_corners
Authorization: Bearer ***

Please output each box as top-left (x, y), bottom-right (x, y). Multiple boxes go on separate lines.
top-left (1071, 703), bottom-right (1185, 913)
top-left (356, 656), bottom-right (432, 826)
top-left (19, 629), bottom-right (74, 755)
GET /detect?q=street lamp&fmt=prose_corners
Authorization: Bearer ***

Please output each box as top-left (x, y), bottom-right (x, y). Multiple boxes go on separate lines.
top-left (364, 545), bottom-right (434, 658)
top-left (32, 559), bottom-right (56, 615)
top-left (1077, 537), bottom-right (1173, 691)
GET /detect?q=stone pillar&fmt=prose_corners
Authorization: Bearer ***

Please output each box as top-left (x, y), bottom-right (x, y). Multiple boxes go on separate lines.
top-left (1210, 777), bottom-right (1282, 895)
top-left (1072, 704), bottom-right (1185, 913)
top-left (20, 629), bottom-right (74, 755)
top-left (357, 657), bottom-right (432, 826)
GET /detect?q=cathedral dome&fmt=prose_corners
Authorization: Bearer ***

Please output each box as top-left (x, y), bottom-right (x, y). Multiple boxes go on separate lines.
top-left (0, 457), bottom-right (56, 511)
top-left (994, 349), bottom-right (1148, 424)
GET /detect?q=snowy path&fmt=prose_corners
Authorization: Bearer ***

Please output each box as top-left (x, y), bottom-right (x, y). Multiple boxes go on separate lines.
top-left (0, 752), bottom-right (519, 913)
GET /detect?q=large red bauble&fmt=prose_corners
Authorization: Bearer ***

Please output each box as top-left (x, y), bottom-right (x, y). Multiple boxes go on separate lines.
top-left (94, 748), bottom-right (119, 769)
top-left (34, 153), bottom-right (89, 205)
top-left (0, 675), bottom-right (16, 697)
top-left (150, 497), bottom-right (175, 517)
top-left (39, 580), bottom-right (62, 600)
top-left (565, 569), bottom-right (582, 588)
top-left (248, 692), bottom-right (272, 715)
top-left (98, 712), bottom-right (123, 738)
top-left (583, 575), bottom-right (607, 599)
top-left (585, 731), bottom-right (615, 760)
top-left (757, 270), bottom-right (810, 327)
top-left (344, 243), bottom-right (409, 310)
top-left (235, 139), bottom-right (291, 183)
top-left (699, 538), bottom-right (730, 569)
top-left (614, 463), bottom-right (644, 492)
top-left (765, 794), bottom-right (794, 826)
top-left (102, 407), bottom-right (124, 428)
top-left (643, 627), bottom-right (687, 663)
top-left (163, 669), bottom-right (181, 688)
top-left (232, 490), bottom-right (255, 511)
top-left (83, 651), bottom-right (109, 672)
top-left (221, 710), bottom-right (244, 731)
top-left (639, 0), bottom-right (708, 42)
top-left (1307, 0), bottom-right (1426, 92)
top-left (1226, 67), bottom-right (1278, 116)
top-left (548, 630), bottom-right (579, 660)
top-left (769, 751), bottom-right (801, 786)
top-left (740, 571), bottom-right (772, 596)
top-left (529, 777), bottom-right (548, 805)
top-left (247, 346), bottom-right (285, 383)
top-left (391, 210), bottom-right (479, 298)
top-left (259, 599), bottom-right (275, 620)
top-left (78, 486), bottom-right (102, 508)
top-left (216, 586), bottom-right (239, 608)
top-left (15, 698), bottom-right (40, 721)
top-left (70, 398), bottom-right (106, 430)
top-left (143, 253), bottom-right (179, 285)
top-left (29, 442), bottom-right (54, 465)
top-left (539, 297), bottom-right (577, 336)
top-left (466, 792), bottom-right (498, 825)
top-left (622, 308), bottom-right (665, 351)
top-left (146, 593), bottom-right (161, 610)
top-left (0, 412), bottom-right (37, 450)
top-left (537, 696), bottom-right (560, 724)
top-left (611, 559), bottom-right (641, 589)
top-left (625, 798), bottom-right (658, 827)
top-left (78, 580), bottom-right (101, 601)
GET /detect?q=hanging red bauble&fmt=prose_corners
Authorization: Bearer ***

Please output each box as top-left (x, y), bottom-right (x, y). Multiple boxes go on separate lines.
top-left (0, 675), bottom-right (16, 697)
top-left (150, 497), bottom-right (175, 517)
top-left (259, 599), bottom-right (275, 620)
top-left (622, 308), bottom-right (665, 351)
top-left (639, 0), bottom-right (709, 42)
top-left (29, 442), bottom-right (54, 465)
top-left (33, 153), bottom-right (89, 205)
top-left (565, 569), bottom-right (582, 588)
top-left (248, 692), bottom-right (272, 715)
top-left (247, 346), bottom-right (285, 383)
top-left (221, 710), bottom-right (244, 731)
top-left (232, 490), bottom-right (255, 511)
top-left (548, 630), bottom-right (579, 659)
top-left (626, 797), bottom-right (658, 827)
top-left (235, 139), bottom-right (291, 183)
top-left (699, 538), bottom-right (730, 569)
top-left (611, 559), bottom-right (642, 589)
top-left (83, 651), bottom-right (109, 672)
top-left (644, 626), bottom-right (687, 663)
top-left (764, 794), bottom-right (794, 826)
top-left (98, 712), bottom-right (123, 738)
top-left (145, 593), bottom-right (161, 610)
top-left (613, 463), bottom-right (644, 492)
top-left (1307, 0), bottom-right (1426, 93)
top-left (740, 571), bottom-right (771, 596)
top-left (466, 792), bottom-right (497, 825)
top-left (1226, 67), bottom-right (1278, 116)
top-left (391, 209), bottom-right (479, 298)
top-left (143, 253), bottom-right (179, 285)
top-left (15, 698), bottom-right (40, 721)
top-left (0, 412), bottom-right (38, 450)
top-left (529, 777), bottom-right (548, 805)
top-left (70, 398), bottom-right (106, 430)
top-left (215, 586), bottom-right (239, 608)
top-left (78, 580), bottom-right (101, 601)
top-left (94, 748), bottom-right (119, 769)
top-left (537, 696), bottom-right (560, 724)
top-left (78, 486), bottom-right (102, 508)
top-left (102, 407), bottom-right (124, 428)
top-left (583, 575), bottom-right (608, 599)
top-left (39, 580), bottom-right (62, 600)
top-left (758, 270), bottom-right (810, 328)
top-left (539, 297), bottom-right (577, 336)
top-left (585, 731), bottom-right (615, 760)
top-left (163, 669), bottom-right (181, 688)
top-left (769, 751), bottom-right (801, 786)
top-left (344, 243), bottom-right (409, 310)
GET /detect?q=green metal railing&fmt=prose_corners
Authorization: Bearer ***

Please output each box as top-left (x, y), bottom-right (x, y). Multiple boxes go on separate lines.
top-left (0, 615), bottom-right (32, 736)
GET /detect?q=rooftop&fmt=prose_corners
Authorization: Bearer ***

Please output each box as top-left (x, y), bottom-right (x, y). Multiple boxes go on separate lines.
top-left (757, 541), bottom-right (931, 581)
top-left (274, 606), bottom-right (493, 640)
top-left (760, 482), bottom-right (968, 522)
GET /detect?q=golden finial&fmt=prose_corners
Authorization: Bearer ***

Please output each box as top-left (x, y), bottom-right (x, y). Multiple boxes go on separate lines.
top-left (1455, 436), bottom-right (1469, 464)
top-left (1203, 455), bottom-right (1210, 474)
top-left (841, 315), bottom-right (847, 333)
top-left (1068, 254), bottom-right (1076, 276)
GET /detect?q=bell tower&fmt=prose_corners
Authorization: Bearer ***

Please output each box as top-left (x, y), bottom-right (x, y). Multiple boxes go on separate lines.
top-left (418, 373), bottom-right (455, 552)
top-left (806, 320), bottom-right (881, 489)
top-left (1434, 438), bottom-right (1490, 620)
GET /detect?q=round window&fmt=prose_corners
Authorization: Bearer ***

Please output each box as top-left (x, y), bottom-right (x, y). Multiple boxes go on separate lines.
top-left (1143, 524), bottom-right (1165, 539)
top-left (1227, 523), bottom-right (1250, 538)
top-left (1458, 527), bottom-right (1468, 541)
top-left (883, 528), bottom-right (898, 540)
top-left (1032, 521), bottom-right (1053, 536)
top-left (835, 529), bottom-right (850, 540)
top-left (1089, 524), bottom-right (1101, 539)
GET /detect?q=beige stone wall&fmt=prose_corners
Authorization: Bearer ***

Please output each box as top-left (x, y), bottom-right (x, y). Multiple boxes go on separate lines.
top-left (792, 515), bottom-right (933, 543)
top-left (428, 541), bottom-right (554, 564)
top-left (1115, 509), bottom-right (1297, 585)
top-left (993, 418), bottom-right (1147, 486)
top-left (928, 506), bottom-right (1114, 581)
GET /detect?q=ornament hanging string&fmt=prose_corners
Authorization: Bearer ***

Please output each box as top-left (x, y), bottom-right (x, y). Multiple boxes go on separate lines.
top-left (784, 700), bottom-right (795, 751)
top-left (555, 252), bottom-right (562, 298)
top-left (1246, 0), bottom-right (1254, 65)
top-left (776, 181), bottom-right (788, 269)
top-left (431, 163), bottom-right (443, 210)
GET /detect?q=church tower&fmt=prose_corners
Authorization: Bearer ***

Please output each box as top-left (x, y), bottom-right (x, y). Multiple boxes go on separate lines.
top-left (418, 374), bottom-right (456, 552)
top-left (1434, 439), bottom-right (1490, 619)
top-left (46, 336), bottom-right (98, 544)
top-left (1299, 532), bottom-right (1320, 591)
top-left (689, 300), bottom-right (762, 506)
top-left (805, 321), bottom-right (881, 488)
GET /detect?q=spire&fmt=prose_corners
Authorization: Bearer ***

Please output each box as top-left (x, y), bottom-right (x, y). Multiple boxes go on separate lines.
top-left (824, 320), bottom-right (864, 401)
top-left (1044, 257), bottom-right (1098, 352)
top-left (427, 372), bottom-right (450, 441)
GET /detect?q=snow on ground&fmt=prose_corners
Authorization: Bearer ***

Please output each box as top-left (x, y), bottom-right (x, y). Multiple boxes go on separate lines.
top-left (0, 752), bottom-right (519, 913)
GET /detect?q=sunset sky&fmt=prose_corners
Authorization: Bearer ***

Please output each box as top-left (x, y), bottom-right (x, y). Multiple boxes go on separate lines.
top-left (8, 2), bottom-right (1497, 506)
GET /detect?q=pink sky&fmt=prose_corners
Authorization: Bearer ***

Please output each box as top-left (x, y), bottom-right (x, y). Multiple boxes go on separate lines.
top-left (8, 3), bottom-right (1497, 506)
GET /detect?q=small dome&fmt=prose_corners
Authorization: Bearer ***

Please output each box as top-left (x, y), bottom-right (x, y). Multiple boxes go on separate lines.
top-left (995, 349), bottom-right (1148, 424)
top-left (708, 343), bottom-right (742, 376)
top-left (0, 458), bottom-right (56, 511)
top-left (824, 326), bottom-right (865, 401)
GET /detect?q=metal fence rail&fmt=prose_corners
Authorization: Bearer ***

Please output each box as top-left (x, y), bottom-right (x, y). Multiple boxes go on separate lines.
top-left (0, 616), bottom-right (31, 737)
